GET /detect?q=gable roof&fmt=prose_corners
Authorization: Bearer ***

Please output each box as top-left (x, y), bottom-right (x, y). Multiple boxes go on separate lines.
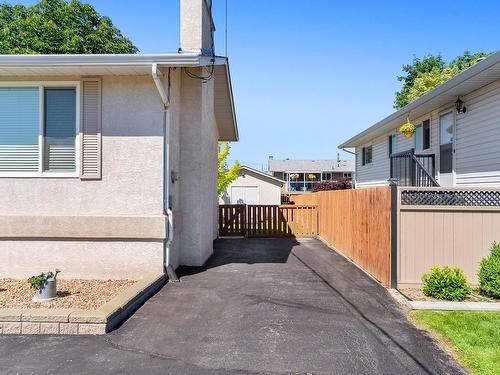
top-left (268, 159), bottom-right (355, 173)
top-left (0, 54), bottom-right (238, 141)
top-left (339, 51), bottom-right (500, 148)
top-left (239, 166), bottom-right (284, 186)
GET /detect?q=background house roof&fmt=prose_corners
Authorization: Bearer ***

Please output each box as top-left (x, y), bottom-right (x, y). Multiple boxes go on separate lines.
top-left (339, 51), bottom-right (500, 148)
top-left (268, 159), bottom-right (355, 173)
top-left (240, 166), bottom-right (284, 186)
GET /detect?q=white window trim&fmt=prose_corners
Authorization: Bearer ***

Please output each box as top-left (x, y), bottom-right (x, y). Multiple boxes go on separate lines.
top-left (437, 109), bottom-right (457, 186)
top-left (0, 81), bottom-right (81, 178)
top-left (362, 145), bottom-right (373, 165)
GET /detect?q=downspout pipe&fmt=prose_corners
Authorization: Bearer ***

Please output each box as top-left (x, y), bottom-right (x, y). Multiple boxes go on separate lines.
top-left (152, 63), bottom-right (179, 282)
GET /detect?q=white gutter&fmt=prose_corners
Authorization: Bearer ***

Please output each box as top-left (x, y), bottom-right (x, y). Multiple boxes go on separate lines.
top-left (0, 53), bottom-right (202, 67)
top-left (152, 63), bottom-right (179, 282)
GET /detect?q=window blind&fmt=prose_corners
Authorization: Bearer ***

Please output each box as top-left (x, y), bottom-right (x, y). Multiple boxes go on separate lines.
top-left (0, 87), bottom-right (40, 172)
top-left (44, 88), bottom-right (76, 172)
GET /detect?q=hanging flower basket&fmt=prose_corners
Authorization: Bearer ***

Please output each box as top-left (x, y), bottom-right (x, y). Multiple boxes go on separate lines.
top-left (289, 173), bottom-right (299, 181)
top-left (399, 116), bottom-right (416, 138)
top-left (308, 174), bottom-right (317, 180)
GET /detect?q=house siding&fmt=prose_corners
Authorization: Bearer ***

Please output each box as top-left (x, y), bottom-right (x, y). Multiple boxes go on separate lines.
top-left (455, 83), bottom-right (500, 186)
top-left (355, 135), bottom-right (390, 187)
top-left (354, 78), bottom-right (500, 188)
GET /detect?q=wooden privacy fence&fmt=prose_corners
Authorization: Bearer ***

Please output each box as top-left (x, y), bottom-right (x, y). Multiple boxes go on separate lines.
top-left (219, 204), bottom-right (318, 238)
top-left (291, 186), bottom-right (500, 288)
top-left (291, 188), bottom-right (392, 287)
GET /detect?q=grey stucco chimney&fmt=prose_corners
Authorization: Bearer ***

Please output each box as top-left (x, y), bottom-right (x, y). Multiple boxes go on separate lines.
top-left (180, 0), bottom-right (215, 55)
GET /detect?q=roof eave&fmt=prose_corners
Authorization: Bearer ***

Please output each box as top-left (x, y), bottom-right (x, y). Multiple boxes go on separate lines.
top-left (214, 60), bottom-right (239, 142)
top-left (0, 53), bottom-right (203, 68)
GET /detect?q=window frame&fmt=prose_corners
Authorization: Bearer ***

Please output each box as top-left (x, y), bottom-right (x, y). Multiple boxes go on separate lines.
top-left (0, 81), bottom-right (81, 178)
top-left (388, 133), bottom-right (397, 157)
top-left (414, 118), bottom-right (431, 151)
top-left (362, 145), bottom-right (373, 165)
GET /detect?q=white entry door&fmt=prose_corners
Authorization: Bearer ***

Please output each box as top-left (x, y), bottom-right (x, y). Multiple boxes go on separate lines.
top-left (231, 186), bottom-right (259, 204)
top-left (439, 112), bottom-right (455, 186)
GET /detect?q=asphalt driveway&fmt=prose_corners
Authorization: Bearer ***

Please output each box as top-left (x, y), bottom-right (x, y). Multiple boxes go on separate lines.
top-left (0, 238), bottom-right (465, 375)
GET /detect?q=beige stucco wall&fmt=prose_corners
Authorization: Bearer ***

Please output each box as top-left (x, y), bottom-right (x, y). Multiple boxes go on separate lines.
top-left (0, 70), bottom-right (220, 278)
top-left (0, 75), bottom-right (165, 216)
top-left (178, 68), bottom-right (219, 266)
top-left (0, 75), bottom-right (167, 279)
top-left (0, 240), bottom-right (163, 280)
top-left (219, 171), bottom-right (282, 205)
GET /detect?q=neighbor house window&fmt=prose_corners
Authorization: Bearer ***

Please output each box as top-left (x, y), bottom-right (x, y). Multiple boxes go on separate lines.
top-left (388, 134), bottom-right (397, 157)
top-left (415, 119), bottom-right (431, 151)
top-left (362, 146), bottom-right (372, 165)
top-left (0, 84), bottom-right (78, 175)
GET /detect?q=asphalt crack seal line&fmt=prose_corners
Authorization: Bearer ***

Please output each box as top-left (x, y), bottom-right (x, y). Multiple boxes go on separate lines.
top-left (102, 324), bottom-right (299, 375)
top-left (290, 249), bottom-right (436, 375)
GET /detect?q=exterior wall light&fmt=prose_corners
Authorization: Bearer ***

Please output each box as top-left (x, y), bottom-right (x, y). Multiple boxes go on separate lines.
top-left (454, 97), bottom-right (467, 113)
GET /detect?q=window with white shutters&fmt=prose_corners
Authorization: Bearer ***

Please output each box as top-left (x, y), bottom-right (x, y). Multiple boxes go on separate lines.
top-left (0, 82), bottom-right (81, 177)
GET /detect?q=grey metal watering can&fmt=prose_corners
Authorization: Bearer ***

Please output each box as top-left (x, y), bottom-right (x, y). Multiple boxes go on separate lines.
top-left (33, 269), bottom-right (61, 302)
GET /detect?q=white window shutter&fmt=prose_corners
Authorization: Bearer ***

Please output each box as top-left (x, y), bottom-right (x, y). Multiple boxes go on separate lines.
top-left (80, 79), bottom-right (102, 179)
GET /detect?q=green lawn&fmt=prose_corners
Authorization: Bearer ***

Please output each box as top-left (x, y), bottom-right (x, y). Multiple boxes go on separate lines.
top-left (412, 311), bottom-right (500, 375)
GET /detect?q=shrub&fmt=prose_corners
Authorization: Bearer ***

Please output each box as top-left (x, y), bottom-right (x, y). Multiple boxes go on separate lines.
top-left (479, 242), bottom-right (500, 299)
top-left (422, 266), bottom-right (470, 301)
top-left (312, 178), bottom-right (352, 192)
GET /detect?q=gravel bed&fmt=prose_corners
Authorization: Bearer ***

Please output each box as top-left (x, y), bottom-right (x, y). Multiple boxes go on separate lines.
top-left (0, 279), bottom-right (136, 310)
top-left (400, 288), bottom-right (498, 303)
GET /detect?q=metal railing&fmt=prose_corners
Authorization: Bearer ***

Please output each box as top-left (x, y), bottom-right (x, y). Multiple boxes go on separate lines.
top-left (390, 149), bottom-right (439, 187)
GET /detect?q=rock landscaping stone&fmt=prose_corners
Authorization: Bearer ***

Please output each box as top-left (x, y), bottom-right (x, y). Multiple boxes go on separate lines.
top-left (0, 279), bottom-right (135, 310)
top-left (0, 273), bottom-right (166, 335)
top-left (40, 323), bottom-right (59, 334)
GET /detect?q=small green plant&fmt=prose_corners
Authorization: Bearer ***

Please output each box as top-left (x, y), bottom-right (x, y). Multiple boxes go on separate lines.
top-left (479, 242), bottom-right (500, 299)
top-left (422, 266), bottom-right (470, 301)
top-left (27, 272), bottom-right (54, 290)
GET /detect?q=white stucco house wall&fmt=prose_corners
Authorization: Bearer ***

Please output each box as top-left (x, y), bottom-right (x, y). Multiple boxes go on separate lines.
top-left (0, 0), bottom-right (238, 279)
top-left (339, 51), bottom-right (500, 188)
top-left (219, 166), bottom-right (284, 205)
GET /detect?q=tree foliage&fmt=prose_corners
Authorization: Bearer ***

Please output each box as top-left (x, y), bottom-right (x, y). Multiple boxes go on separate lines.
top-left (218, 142), bottom-right (240, 196)
top-left (394, 51), bottom-right (491, 109)
top-left (0, 0), bottom-right (137, 54)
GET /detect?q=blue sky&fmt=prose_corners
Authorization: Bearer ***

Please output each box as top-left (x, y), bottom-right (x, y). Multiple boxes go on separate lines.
top-left (15, 0), bottom-right (500, 169)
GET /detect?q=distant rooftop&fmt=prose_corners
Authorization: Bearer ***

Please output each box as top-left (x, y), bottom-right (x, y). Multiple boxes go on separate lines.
top-left (268, 158), bottom-right (355, 173)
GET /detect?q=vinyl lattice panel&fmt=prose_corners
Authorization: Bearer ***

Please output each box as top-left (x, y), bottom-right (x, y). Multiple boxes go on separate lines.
top-left (401, 190), bottom-right (500, 206)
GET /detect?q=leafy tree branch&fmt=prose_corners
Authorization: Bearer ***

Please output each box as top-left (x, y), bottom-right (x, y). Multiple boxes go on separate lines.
top-left (0, 0), bottom-right (137, 54)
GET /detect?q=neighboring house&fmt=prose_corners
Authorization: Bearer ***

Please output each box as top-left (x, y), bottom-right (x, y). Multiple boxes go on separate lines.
top-left (0, 0), bottom-right (238, 279)
top-left (219, 166), bottom-right (284, 205)
top-left (268, 156), bottom-right (355, 193)
top-left (339, 51), bottom-right (500, 188)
